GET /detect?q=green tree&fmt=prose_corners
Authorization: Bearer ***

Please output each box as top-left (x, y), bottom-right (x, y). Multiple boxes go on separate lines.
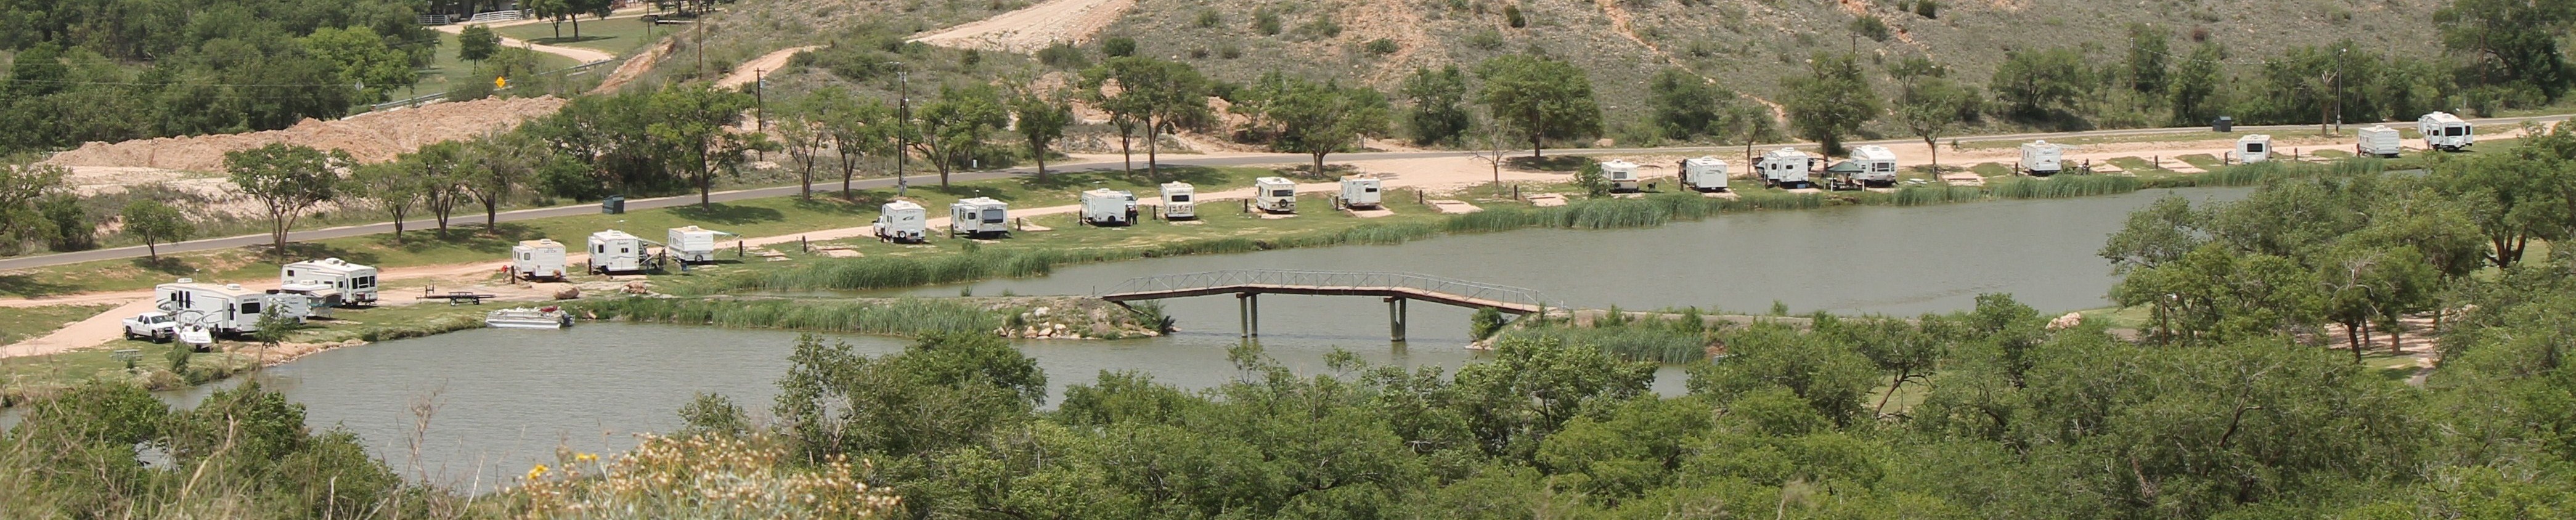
top-left (0, 160), bottom-right (67, 251)
top-left (526, 0), bottom-right (574, 39)
top-left (1687, 323), bottom-right (1879, 426)
top-left (2100, 194), bottom-right (2209, 274)
top-left (2125, 23), bottom-right (2170, 94)
top-left (2112, 244), bottom-right (2327, 344)
top-left (1400, 65), bottom-right (1472, 147)
top-left (775, 98), bottom-right (830, 200)
top-left (1891, 60), bottom-right (1978, 172)
top-left (2429, 152), bottom-right (2570, 268)
top-left (1450, 336), bottom-right (1654, 458)
top-left (1265, 79), bottom-right (1392, 176)
top-left (225, 144), bottom-right (349, 262)
top-left (1781, 53), bottom-right (1877, 157)
top-left (2317, 243), bottom-right (2440, 361)
top-left (2169, 42), bottom-right (2227, 124)
top-left (2434, 0), bottom-right (2575, 102)
top-left (118, 200), bottom-right (192, 261)
top-left (909, 84), bottom-right (1009, 187)
top-left (647, 83), bottom-right (768, 208)
top-left (808, 87), bottom-right (895, 195)
top-left (1078, 57), bottom-right (1208, 179)
top-left (1991, 46), bottom-right (2092, 118)
top-left (460, 132), bottom-right (540, 230)
top-left (1475, 54), bottom-right (1602, 157)
top-left (300, 26), bottom-right (414, 101)
top-left (1645, 67), bottom-right (1734, 140)
top-left (458, 25), bottom-right (501, 61)
top-left (347, 161), bottom-right (423, 243)
top-left (1011, 92), bottom-right (1073, 180)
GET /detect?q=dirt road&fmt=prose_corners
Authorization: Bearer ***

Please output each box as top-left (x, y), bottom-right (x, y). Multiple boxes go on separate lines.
top-left (717, 46), bottom-right (821, 89)
top-left (433, 23), bottom-right (618, 63)
top-left (909, 0), bottom-right (1135, 53)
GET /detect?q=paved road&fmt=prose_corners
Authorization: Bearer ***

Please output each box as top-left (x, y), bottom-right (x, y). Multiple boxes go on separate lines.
top-left (5, 113), bottom-right (2567, 273)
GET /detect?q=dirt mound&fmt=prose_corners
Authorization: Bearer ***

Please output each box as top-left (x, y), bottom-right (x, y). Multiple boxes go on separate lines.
top-left (910, 0), bottom-right (1135, 54)
top-left (44, 96), bottom-right (570, 171)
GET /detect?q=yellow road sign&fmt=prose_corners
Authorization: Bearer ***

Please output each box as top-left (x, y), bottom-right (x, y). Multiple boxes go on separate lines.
top-left (494, 76), bottom-right (508, 89)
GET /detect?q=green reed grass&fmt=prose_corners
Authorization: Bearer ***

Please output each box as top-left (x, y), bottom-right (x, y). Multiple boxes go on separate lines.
top-left (578, 297), bottom-right (1002, 336)
top-left (1989, 174), bottom-right (2142, 199)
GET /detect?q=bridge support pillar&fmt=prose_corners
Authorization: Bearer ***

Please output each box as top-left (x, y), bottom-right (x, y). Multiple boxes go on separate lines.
top-left (1386, 297), bottom-right (1408, 343)
top-left (1237, 293), bottom-right (1260, 338)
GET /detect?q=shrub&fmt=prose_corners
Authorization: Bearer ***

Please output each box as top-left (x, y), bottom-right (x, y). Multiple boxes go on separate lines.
top-left (1037, 43), bottom-right (1088, 68)
top-left (1253, 10), bottom-right (1282, 35)
top-left (1912, 0), bottom-right (1938, 18)
top-left (1467, 30), bottom-right (1506, 51)
top-left (1218, 44), bottom-right (1243, 59)
top-left (1850, 16), bottom-right (1889, 42)
top-left (1363, 38), bottom-right (1400, 55)
top-left (1296, 16), bottom-right (1342, 39)
top-left (1194, 9), bottom-right (1222, 28)
top-left (1102, 36), bottom-right (1137, 57)
top-left (1504, 5), bottom-right (1526, 28)
top-left (1470, 307), bottom-right (1508, 340)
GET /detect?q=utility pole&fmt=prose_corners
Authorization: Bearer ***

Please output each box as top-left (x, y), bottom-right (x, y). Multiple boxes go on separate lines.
top-left (896, 68), bottom-right (910, 197)
top-left (752, 68), bottom-right (764, 132)
top-left (2334, 47), bottom-right (2346, 134)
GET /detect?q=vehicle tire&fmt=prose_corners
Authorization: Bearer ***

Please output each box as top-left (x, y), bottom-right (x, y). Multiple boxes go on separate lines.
top-left (123, 331), bottom-right (135, 340)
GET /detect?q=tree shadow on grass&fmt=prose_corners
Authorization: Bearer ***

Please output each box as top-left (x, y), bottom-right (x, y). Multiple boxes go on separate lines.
top-left (923, 184), bottom-right (1016, 203)
top-left (0, 274), bottom-right (79, 298)
top-left (1506, 155), bottom-right (1596, 172)
top-left (529, 35), bottom-right (616, 46)
top-left (669, 203), bottom-right (788, 226)
top-left (129, 257), bottom-right (197, 277)
top-left (788, 197), bottom-right (871, 217)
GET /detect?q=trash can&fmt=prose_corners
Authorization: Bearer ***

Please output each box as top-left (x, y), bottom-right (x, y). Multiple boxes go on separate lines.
top-left (601, 195), bottom-right (626, 214)
top-left (2212, 116), bottom-right (2234, 132)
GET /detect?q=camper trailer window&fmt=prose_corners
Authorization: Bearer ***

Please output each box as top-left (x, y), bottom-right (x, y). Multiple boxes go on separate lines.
top-left (1271, 189), bottom-right (1294, 197)
top-left (2247, 144), bottom-right (2266, 153)
top-left (357, 276), bottom-right (376, 288)
top-left (239, 302), bottom-right (262, 315)
top-left (1169, 195), bottom-right (1191, 203)
top-left (595, 245), bottom-right (606, 254)
top-left (981, 209), bottom-right (1005, 223)
top-left (2447, 127), bottom-right (2464, 136)
top-left (285, 269), bottom-right (296, 277)
top-left (173, 291), bottom-right (192, 305)
top-left (621, 248), bottom-right (630, 253)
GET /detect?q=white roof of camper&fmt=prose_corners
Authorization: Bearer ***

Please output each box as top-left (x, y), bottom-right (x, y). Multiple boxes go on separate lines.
top-left (590, 230), bottom-right (641, 242)
top-left (669, 225), bottom-right (733, 237)
top-left (1082, 188), bottom-right (1133, 199)
top-left (1161, 182), bottom-right (1194, 193)
top-left (1600, 160), bottom-right (1639, 171)
top-left (515, 238), bottom-right (563, 250)
top-left (159, 281), bottom-right (267, 298)
top-left (285, 257), bottom-right (373, 274)
top-left (1340, 174), bottom-right (1380, 184)
top-left (2240, 134), bottom-right (2273, 144)
top-left (954, 197), bottom-right (1006, 208)
top-left (882, 200), bottom-right (924, 212)
top-left (1850, 145), bottom-right (1897, 161)
top-left (2359, 124), bottom-right (2397, 134)
top-left (1763, 147), bottom-right (1811, 160)
top-left (1255, 176), bottom-right (1295, 186)
top-left (2022, 140), bottom-right (2062, 152)
top-left (2422, 112), bottom-right (2466, 124)
top-left (1685, 156), bottom-right (1726, 167)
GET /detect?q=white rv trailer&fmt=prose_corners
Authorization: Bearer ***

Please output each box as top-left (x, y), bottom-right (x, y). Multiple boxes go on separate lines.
top-left (2233, 134), bottom-right (2273, 163)
top-left (154, 279), bottom-right (309, 336)
top-left (586, 230), bottom-right (654, 274)
top-left (511, 239), bottom-right (568, 281)
top-left (666, 226), bottom-right (735, 264)
top-left (1080, 189), bottom-right (1139, 226)
top-left (1681, 156), bottom-right (1729, 192)
top-left (1599, 160), bottom-right (1642, 192)
top-left (950, 197), bottom-right (1011, 238)
top-left (2355, 125), bottom-right (2403, 158)
top-left (279, 258), bottom-right (378, 306)
top-left (1160, 182), bottom-right (1197, 220)
top-left (1339, 175), bottom-right (1384, 209)
top-left (874, 201), bottom-right (930, 243)
top-left (2020, 140), bottom-right (2065, 176)
top-left (1756, 148), bottom-right (1814, 188)
top-left (275, 282), bottom-right (338, 319)
top-left (2418, 112), bottom-right (2473, 152)
top-left (1848, 145), bottom-right (1899, 186)
top-left (1253, 177), bottom-right (1297, 213)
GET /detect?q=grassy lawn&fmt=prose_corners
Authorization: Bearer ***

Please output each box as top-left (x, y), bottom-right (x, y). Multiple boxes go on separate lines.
top-left (405, 32), bottom-right (581, 98)
top-left (2105, 156), bottom-right (2171, 175)
top-left (2175, 153), bottom-right (2223, 170)
top-left (495, 17), bottom-right (668, 56)
top-left (0, 304), bottom-right (113, 345)
top-left (1968, 163), bottom-right (2012, 177)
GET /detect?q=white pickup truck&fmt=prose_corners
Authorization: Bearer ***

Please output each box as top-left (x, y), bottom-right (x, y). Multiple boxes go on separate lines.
top-left (121, 311), bottom-right (176, 342)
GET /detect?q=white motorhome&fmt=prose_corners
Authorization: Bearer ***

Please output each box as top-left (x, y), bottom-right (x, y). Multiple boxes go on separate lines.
top-left (511, 239), bottom-right (568, 281)
top-left (1339, 175), bottom-right (1384, 209)
top-left (1756, 148), bottom-right (1815, 188)
top-left (2020, 140), bottom-right (2064, 176)
top-left (1848, 145), bottom-right (1899, 187)
top-left (950, 197), bottom-right (1011, 238)
top-left (587, 230), bottom-right (654, 274)
top-left (154, 279), bottom-right (308, 336)
top-left (2418, 112), bottom-right (2473, 152)
top-left (1160, 182), bottom-right (1197, 220)
top-left (1599, 160), bottom-right (1642, 192)
top-left (2233, 134), bottom-right (2273, 163)
top-left (874, 201), bottom-right (929, 243)
top-left (1080, 189), bottom-right (1139, 226)
top-left (667, 226), bottom-right (735, 264)
top-left (279, 258), bottom-right (378, 306)
top-left (2355, 125), bottom-right (2403, 158)
top-left (1253, 177), bottom-right (1297, 214)
top-left (1681, 156), bottom-right (1729, 192)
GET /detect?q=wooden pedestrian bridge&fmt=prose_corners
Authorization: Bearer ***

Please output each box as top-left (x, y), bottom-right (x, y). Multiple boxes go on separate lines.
top-left (1099, 270), bottom-right (1548, 341)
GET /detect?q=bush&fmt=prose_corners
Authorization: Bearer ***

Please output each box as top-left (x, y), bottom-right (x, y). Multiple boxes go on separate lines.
top-left (1850, 16), bottom-right (1889, 42)
top-left (1470, 307), bottom-right (1508, 340)
top-left (1296, 16), bottom-right (1342, 39)
top-left (1467, 30), bottom-right (1506, 51)
top-left (1102, 36), bottom-right (1138, 57)
top-left (1504, 5), bottom-right (1526, 28)
top-left (1912, 0), bottom-right (1938, 18)
top-left (1218, 44), bottom-right (1243, 59)
top-left (1253, 10), bottom-right (1282, 35)
top-left (1363, 38), bottom-right (1400, 55)
top-left (1037, 43), bottom-right (1088, 68)
top-left (1194, 9), bottom-right (1222, 28)
top-left (39, 194), bottom-right (93, 252)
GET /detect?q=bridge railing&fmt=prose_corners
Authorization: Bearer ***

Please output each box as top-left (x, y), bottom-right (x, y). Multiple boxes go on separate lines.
top-left (1103, 269), bottom-right (1547, 309)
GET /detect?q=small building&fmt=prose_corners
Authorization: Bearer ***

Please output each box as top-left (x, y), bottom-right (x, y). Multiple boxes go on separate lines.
top-left (2233, 134), bottom-right (2273, 163)
top-left (2020, 140), bottom-right (2065, 176)
top-left (874, 201), bottom-right (929, 243)
top-left (1757, 148), bottom-right (1814, 188)
top-left (1848, 145), bottom-right (1899, 187)
top-left (1254, 177), bottom-right (1297, 214)
top-left (2418, 112), bottom-right (2473, 152)
top-left (951, 197), bottom-right (1011, 238)
top-left (666, 226), bottom-right (736, 264)
top-left (1599, 160), bottom-right (1642, 192)
top-left (1080, 189), bottom-right (1139, 226)
top-left (1160, 182), bottom-right (1197, 220)
top-left (511, 239), bottom-right (568, 281)
top-left (1681, 156), bottom-right (1729, 192)
top-left (2356, 125), bottom-right (2403, 158)
top-left (1339, 174), bottom-right (1384, 209)
top-left (587, 230), bottom-right (654, 274)
top-left (279, 258), bottom-right (378, 306)
top-left (155, 278), bottom-right (308, 336)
